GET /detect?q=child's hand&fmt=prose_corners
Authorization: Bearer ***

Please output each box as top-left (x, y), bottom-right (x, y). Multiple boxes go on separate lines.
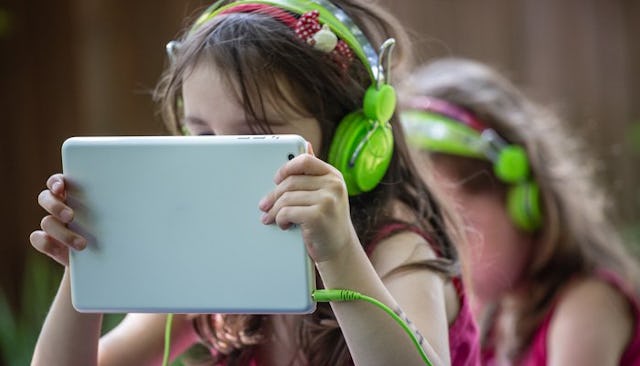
top-left (259, 143), bottom-right (359, 263)
top-left (30, 173), bottom-right (87, 266)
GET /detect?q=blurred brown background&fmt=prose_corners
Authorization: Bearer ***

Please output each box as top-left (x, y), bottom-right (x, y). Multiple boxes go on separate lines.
top-left (0, 0), bottom-right (638, 337)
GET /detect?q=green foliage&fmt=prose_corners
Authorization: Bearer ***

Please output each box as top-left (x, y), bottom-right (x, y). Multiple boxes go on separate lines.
top-left (630, 121), bottom-right (640, 154)
top-left (0, 8), bottom-right (11, 38)
top-left (0, 255), bottom-right (191, 365)
top-left (624, 223), bottom-right (640, 256)
top-left (0, 254), bottom-right (61, 365)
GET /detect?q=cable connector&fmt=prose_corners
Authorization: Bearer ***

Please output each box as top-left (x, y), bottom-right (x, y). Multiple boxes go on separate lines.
top-left (312, 289), bottom-right (362, 302)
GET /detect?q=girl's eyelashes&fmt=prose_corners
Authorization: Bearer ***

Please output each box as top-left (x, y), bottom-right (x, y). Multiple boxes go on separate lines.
top-left (179, 125), bottom-right (214, 136)
top-left (179, 122), bottom-right (215, 136)
top-left (182, 116), bottom-right (214, 136)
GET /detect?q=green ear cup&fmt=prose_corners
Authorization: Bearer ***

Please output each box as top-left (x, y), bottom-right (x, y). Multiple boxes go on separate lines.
top-left (328, 112), bottom-right (393, 195)
top-left (494, 145), bottom-right (529, 183)
top-left (363, 84), bottom-right (396, 122)
top-left (327, 86), bottom-right (396, 196)
top-left (328, 112), bottom-right (363, 193)
top-left (507, 181), bottom-right (542, 231)
top-left (328, 112), bottom-right (367, 195)
top-left (353, 119), bottom-right (393, 192)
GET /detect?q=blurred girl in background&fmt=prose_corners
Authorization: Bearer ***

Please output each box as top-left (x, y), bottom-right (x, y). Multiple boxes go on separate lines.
top-left (401, 57), bottom-right (640, 365)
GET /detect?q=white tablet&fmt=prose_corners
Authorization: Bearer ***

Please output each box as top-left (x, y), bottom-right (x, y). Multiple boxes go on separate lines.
top-left (61, 135), bottom-right (316, 314)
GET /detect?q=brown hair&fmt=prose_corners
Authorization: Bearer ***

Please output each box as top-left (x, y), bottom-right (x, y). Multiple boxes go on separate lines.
top-left (401, 57), bottom-right (640, 360)
top-left (154, 1), bottom-right (462, 365)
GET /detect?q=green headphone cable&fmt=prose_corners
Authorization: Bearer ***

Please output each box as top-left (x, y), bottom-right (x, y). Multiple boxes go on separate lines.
top-left (162, 313), bottom-right (174, 366)
top-left (161, 289), bottom-right (433, 366)
top-left (312, 289), bottom-right (433, 366)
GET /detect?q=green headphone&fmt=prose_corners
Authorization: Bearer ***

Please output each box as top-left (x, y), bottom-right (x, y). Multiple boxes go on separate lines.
top-left (183, 0), bottom-right (397, 196)
top-left (401, 99), bottom-right (542, 231)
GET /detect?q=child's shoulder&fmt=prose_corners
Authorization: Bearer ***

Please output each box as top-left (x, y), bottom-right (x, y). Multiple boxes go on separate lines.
top-left (553, 273), bottom-right (634, 323)
top-left (367, 225), bottom-right (463, 325)
top-left (547, 274), bottom-right (635, 363)
top-left (368, 227), bottom-right (438, 275)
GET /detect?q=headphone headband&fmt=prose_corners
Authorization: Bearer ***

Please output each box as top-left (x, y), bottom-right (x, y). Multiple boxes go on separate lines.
top-left (192, 0), bottom-right (384, 82)
top-left (400, 97), bottom-right (541, 231)
top-left (407, 96), bottom-right (488, 131)
top-left (401, 97), bottom-right (530, 182)
top-left (401, 109), bottom-right (487, 159)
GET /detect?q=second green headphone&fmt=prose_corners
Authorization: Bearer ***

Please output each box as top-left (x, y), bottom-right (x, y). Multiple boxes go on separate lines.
top-left (186, 0), bottom-right (397, 196)
top-left (401, 98), bottom-right (542, 231)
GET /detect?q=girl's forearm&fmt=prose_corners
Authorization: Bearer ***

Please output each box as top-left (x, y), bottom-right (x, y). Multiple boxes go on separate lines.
top-left (31, 268), bottom-right (103, 366)
top-left (316, 240), bottom-right (445, 366)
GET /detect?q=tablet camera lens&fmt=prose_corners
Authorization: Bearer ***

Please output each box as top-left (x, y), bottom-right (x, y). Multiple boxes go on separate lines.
top-left (288, 153), bottom-right (295, 160)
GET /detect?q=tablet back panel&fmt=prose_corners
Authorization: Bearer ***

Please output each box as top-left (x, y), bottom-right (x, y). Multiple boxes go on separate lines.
top-left (62, 135), bottom-right (315, 313)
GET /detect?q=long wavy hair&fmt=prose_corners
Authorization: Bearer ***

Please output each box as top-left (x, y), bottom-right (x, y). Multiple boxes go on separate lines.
top-left (401, 57), bottom-right (640, 361)
top-left (154, 1), bottom-right (464, 365)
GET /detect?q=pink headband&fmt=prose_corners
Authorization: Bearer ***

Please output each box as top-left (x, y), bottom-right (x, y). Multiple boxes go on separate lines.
top-left (407, 96), bottom-right (488, 132)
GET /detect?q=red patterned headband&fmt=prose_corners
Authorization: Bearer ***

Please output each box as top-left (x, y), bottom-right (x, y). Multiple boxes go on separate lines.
top-left (219, 4), bottom-right (354, 71)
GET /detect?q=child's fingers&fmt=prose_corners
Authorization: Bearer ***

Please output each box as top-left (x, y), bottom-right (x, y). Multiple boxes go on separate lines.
top-left (261, 190), bottom-right (318, 225)
top-left (307, 141), bottom-right (315, 156)
top-left (272, 205), bottom-right (310, 231)
top-left (46, 174), bottom-right (66, 198)
top-left (259, 175), bottom-right (321, 212)
top-left (30, 230), bottom-right (70, 266)
top-left (40, 215), bottom-right (87, 250)
top-left (38, 190), bottom-right (74, 224)
top-left (273, 154), bottom-right (331, 184)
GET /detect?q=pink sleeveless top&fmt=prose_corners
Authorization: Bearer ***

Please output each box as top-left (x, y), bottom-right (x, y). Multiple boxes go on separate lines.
top-left (483, 269), bottom-right (640, 366)
top-left (367, 223), bottom-right (481, 366)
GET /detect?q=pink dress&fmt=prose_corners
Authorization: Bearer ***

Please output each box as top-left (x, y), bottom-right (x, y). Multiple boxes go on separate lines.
top-left (483, 269), bottom-right (640, 365)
